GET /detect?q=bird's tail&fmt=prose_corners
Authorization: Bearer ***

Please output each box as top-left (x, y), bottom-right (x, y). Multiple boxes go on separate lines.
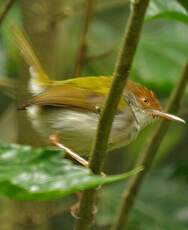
top-left (10, 23), bottom-right (51, 94)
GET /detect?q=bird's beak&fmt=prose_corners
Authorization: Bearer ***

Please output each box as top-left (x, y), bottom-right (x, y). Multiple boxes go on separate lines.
top-left (152, 110), bottom-right (185, 123)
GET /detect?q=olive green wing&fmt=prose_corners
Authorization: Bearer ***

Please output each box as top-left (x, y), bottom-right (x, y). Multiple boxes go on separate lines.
top-left (20, 83), bottom-right (107, 112)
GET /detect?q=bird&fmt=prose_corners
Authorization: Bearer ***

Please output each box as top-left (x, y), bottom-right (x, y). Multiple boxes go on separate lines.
top-left (12, 25), bottom-right (185, 168)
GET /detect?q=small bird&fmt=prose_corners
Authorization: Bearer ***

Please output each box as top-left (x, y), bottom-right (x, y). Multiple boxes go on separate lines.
top-left (12, 25), bottom-right (185, 168)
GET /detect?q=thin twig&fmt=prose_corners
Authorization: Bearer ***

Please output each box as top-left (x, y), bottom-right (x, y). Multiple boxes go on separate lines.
top-left (111, 59), bottom-right (188, 230)
top-left (0, 0), bottom-right (16, 26)
top-left (74, 1), bottom-right (150, 230)
top-left (55, 0), bottom-right (129, 23)
top-left (73, 0), bottom-right (95, 77)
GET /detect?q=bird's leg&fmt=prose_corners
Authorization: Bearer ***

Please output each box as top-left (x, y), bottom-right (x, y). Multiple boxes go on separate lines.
top-left (49, 133), bottom-right (105, 221)
top-left (70, 192), bottom-right (81, 219)
top-left (49, 133), bottom-right (106, 176)
top-left (70, 192), bottom-right (98, 221)
top-left (49, 133), bottom-right (89, 168)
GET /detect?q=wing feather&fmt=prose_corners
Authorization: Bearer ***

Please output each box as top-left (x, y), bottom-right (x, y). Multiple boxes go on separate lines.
top-left (20, 83), bottom-right (106, 112)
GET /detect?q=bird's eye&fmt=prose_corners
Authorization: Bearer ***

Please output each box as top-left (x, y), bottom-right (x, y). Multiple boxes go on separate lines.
top-left (143, 97), bottom-right (149, 103)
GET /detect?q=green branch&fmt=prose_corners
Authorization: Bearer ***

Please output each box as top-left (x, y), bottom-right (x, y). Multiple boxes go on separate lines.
top-left (0, 0), bottom-right (16, 26)
top-left (74, 0), bottom-right (150, 230)
top-left (111, 59), bottom-right (188, 230)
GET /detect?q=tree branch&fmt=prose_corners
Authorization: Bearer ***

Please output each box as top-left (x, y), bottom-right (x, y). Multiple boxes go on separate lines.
top-left (54, 0), bottom-right (129, 24)
top-left (73, 0), bottom-right (95, 77)
top-left (74, 1), bottom-right (150, 230)
top-left (111, 59), bottom-right (188, 230)
top-left (0, 0), bottom-right (16, 26)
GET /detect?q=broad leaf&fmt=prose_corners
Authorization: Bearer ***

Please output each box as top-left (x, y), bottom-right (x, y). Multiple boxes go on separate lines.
top-left (146, 0), bottom-right (188, 24)
top-left (0, 142), bottom-right (142, 200)
top-left (83, 9), bottom-right (188, 94)
top-left (132, 20), bottom-right (188, 93)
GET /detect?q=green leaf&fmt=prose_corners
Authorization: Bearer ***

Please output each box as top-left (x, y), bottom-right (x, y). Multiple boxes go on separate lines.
top-left (146, 0), bottom-right (188, 24)
top-left (132, 20), bottom-right (188, 93)
top-left (96, 168), bottom-right (188, 230)
top-left (82, 8), bottom-right (188, 94)
top-left (0, 142), bottom-right (142, 200)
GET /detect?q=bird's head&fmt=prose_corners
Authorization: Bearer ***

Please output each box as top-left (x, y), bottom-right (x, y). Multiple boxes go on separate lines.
top-left (125, 81), bottom-right (185, 128)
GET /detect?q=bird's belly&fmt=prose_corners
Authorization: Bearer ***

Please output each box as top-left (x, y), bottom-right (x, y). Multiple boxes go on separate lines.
top-left (27, 105), bottom-right (139, 155)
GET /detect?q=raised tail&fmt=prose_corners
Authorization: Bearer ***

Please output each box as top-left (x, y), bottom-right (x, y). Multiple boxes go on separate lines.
top-left (10, 23), bottom-right (51, 94)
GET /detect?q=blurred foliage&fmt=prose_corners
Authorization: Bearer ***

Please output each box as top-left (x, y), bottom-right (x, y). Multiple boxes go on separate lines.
top-left (132, 21), bottom-right (188, 93)
top-left (0, 1), bottom-right (21, 79)
top-left (177, 0), bottom-right (188, 11)
top-left (0, 142), bottom-right (141, 200)
top-left (0, 0), bottom-right (187, 93)
top-left (0, 104), bottom-right (17, 142)
top-left (173, 161), bottom-right (188, 181)
top-left (83, 1), bottom-right (188, 94)
top-left (146, 0), bottom-right (188, 24)
top-left (96, 167), bottom-right (188, 230)
top-left (125, 122), bottom-right (186, 168)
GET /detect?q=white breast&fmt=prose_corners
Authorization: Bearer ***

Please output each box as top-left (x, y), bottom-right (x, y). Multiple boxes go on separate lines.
top-left (27, 105), bottom-right (140, 155)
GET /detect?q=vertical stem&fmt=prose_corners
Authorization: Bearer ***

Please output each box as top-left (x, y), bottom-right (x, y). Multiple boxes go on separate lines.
top-left (111, 59), bottom-right (188, 230)
top-left (73, 0), bottom-right (95, 77)
top-left (74, 1), bottom-right (150, 230)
